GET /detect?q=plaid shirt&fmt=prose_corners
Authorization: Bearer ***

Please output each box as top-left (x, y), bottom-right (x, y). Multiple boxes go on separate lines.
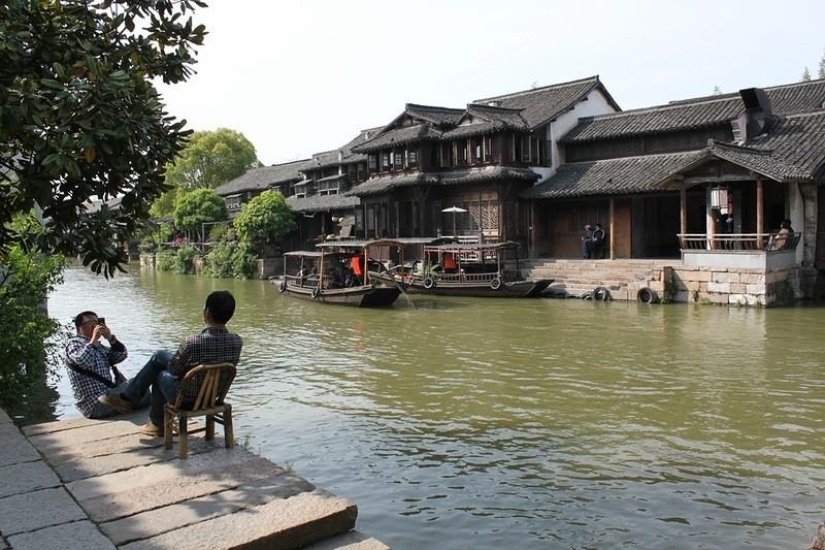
top-left (66, 335), bottom-right (128, 417)
top-left (168, 327), bottom-right (243, 401)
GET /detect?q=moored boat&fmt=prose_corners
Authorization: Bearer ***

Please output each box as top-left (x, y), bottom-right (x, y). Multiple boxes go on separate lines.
top-left (374, 241), bottom-right (552, 298)
top-left (278, 248), bottom-right (400, 307)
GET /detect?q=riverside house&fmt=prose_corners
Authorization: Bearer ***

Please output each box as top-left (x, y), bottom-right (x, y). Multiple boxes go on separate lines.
top-left (522, 78), bottom-right (825, 304)
top-left (216, 76), bottom-right (825, 305)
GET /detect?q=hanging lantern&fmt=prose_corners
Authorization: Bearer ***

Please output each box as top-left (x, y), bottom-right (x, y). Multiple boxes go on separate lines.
top-left (710, 186), bottom-right (729, 214)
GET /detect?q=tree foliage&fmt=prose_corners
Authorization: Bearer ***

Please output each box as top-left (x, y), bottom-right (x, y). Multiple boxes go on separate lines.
top-left (802, 67), bottom-right (812, 82)
top-left (173, 188), bottom-right (227, 240)
top-left (0, 217), bottom-right (65, 408)
top-left (233, 190), bottom-right (296, 245)
top-left (164, 128), bottom-right (259, 190)
top-left (819, 49), bottom-right (825, 79)
top-left (0, 0), bottom-right (207, 276)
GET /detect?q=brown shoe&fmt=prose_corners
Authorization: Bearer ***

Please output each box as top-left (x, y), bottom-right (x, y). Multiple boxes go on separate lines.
top-left (98, 393), bottom-right (132, 414)
top-left (140, 421), bottom-right (163, 437)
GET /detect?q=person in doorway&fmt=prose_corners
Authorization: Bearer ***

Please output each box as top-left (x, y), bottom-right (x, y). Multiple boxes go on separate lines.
top-left (66, 312), bottom-right (149, 418)
top-left (99, 290), bottom-right (243, 437)
top-left (591, 223), bottom-right (607, 259)
top-left (581, 224), bottom-right (593, 258)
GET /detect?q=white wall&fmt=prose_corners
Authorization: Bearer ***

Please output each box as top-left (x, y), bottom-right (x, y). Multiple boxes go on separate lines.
top-left (546, 88), bottom-right (618, 173)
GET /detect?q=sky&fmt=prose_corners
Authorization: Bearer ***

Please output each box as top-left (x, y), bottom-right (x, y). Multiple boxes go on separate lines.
top-left (157, 0), bottom-right (825, 167)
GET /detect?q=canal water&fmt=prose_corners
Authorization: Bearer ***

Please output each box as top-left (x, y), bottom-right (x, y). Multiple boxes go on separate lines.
top-left (43, 266), bottom-right (824, 549)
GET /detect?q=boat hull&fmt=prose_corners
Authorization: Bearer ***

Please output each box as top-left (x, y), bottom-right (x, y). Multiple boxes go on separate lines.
top-left (280, 282), bottom-right (401, 307)
top-left (369, 271), bottom-right (552, 298)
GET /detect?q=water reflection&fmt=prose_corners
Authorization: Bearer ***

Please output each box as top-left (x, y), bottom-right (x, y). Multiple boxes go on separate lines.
top-left (41, 266), bottom-right (825, 549)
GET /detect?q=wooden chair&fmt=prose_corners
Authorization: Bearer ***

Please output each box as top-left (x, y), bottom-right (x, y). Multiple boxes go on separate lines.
top-left (164, 362), bottom-right (236, 459)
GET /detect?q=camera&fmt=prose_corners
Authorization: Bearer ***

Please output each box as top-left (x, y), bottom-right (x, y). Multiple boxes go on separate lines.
top-left (97, 317), bottom-right (106, 325)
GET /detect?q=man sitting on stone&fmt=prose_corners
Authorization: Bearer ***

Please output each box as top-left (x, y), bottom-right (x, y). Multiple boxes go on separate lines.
top-left (66, 312), bottom-right (148, 418)
top-left (591, 223), bottom-right (607, 259)
top-left (100, 290), bottom-right (243, 437)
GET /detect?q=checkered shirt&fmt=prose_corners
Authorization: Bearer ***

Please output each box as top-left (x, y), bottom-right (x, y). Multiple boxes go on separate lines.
top-left (66, 335), bottom-right (128, 417)
top-left (168, 327), bottom-right (243, 401)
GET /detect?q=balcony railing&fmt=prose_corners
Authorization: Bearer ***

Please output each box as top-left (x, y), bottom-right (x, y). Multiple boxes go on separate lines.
top-left (678, 233), bottom-right (801, 252)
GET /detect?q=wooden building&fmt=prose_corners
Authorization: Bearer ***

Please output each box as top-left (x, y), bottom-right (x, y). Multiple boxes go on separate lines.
top-left (524, 79), bottom-right (825, 266)
top-left (346, 76), bottom-right (620, 248)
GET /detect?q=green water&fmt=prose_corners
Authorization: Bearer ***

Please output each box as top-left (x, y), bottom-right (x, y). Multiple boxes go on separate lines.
top-left (42, 266), bottom-right (825, 549)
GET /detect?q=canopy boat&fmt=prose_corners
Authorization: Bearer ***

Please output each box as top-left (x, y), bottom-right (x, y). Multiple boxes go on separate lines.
top-left (372, 241), bottom-right (552, 298)
top-left (278, 242), bottom-right (402, 307)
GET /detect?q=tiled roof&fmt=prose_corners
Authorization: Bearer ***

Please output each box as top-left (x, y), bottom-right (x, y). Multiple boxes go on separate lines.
top-left (717, 111), bottom-right (825, 181)
top-left (215, 159), bottom-right (315, 196)
top-left (440, 105), bottom-right (530, 139)
top-left (352, 124), bottom-right (444, 153)
top-left (521, 151), bottom-right (704, 199)
top-left (348, 166), bottom-right (539, 197)
top-left (522, 110), bottom-right (825, 199)
top-left (345, 172), bottom-right (436, 197)
top-left (405, 104), bottom-right (465, 125)
top-left (473, 76), bottom-right (619, 130)
top-left (302, 127), bottom-right (381, 172)
top-left (562, 79), bottom-right (825, 143)
top-left (286, 194), bottom-right (360, 213)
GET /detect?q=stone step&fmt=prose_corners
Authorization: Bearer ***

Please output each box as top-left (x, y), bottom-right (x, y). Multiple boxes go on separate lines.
top-left (21, 412), bottom-right (365, 550)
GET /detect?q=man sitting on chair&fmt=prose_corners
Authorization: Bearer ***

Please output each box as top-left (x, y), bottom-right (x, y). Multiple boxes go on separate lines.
top-left (100, 290), bottom-right (243, 437)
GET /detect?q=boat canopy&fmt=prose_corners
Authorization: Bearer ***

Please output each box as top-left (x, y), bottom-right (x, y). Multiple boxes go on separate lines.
top-left (423, 241), bottom-right (521, 253)
top-left (316, 237), bottom-right (448, 250)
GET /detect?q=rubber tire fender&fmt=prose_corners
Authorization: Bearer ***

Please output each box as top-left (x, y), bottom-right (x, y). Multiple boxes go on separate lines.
top-left (423, 276), bottom-right (435, 290)
top-left (490, 277), bottom-right (502, 290)
top-left (593, 286), bottom-right (610, 301)
top-left (279, 281), bottom-right (286, 293)
top-left (637, 287), bottom-right (659, 304)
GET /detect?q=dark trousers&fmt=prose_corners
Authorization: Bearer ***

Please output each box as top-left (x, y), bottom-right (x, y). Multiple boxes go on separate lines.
top-left (123, 350), bottom-right (180, 427)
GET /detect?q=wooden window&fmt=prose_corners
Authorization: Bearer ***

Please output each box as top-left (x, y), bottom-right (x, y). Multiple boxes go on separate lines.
top-left (368, 155), bottom-right (378, 171)
top-left (381, 152), bottom-right (390, 170)
top-left (294, 183), bottom-right (307, 199)
top-left (407, 149), bottom-right (419, 168)
top-left (484, 136), bottom-right (493, 162)
top-left (318, 180), bottom-right (339, 196)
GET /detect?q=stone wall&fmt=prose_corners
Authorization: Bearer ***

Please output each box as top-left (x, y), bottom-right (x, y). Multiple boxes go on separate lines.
top-left (667, 265), bottom-right (801, 306)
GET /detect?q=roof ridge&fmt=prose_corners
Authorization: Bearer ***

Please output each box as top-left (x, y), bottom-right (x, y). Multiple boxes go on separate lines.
top-left (561, 150), bottom-right (702, 167)
top-left (585, 94), bottom-right (737, 121)
top-left (709, 140), bottom-right (772, 155)
top-left (405, 103), bottom-right (465, 113)
top-left (466, 103), bottom-right (525, 113)
top-left (474, 75), bottom-right (599, 103)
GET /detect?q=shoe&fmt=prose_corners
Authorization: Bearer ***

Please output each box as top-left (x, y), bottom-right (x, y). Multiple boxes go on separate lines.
top-left (140, 421), bottom-right (163, 437)
top-left (98, 393), bottom-right (132, 414)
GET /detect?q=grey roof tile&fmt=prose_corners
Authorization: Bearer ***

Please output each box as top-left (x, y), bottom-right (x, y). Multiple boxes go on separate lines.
top-left (215, 159), bottom-right (315, 195)
top-left (473, 76), bottom-right (619, 130)
top-left (286, 194), bottom-right (360, 213)
top-left (521, 151), bottom-right (705, 199)
top-left (348, 166), bottom-right (539, 197)
top-left (563, 79), bottom-right (825, 143)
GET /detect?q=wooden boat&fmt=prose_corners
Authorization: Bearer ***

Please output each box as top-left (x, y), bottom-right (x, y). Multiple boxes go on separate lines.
top-left (278, 245), bottom-right (401, 307)
top-left (371, 241), bottom-right (552, 298)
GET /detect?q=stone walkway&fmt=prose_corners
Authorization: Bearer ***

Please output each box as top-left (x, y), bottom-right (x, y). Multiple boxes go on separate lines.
top-left (0, 408), bottom-right (389, 549)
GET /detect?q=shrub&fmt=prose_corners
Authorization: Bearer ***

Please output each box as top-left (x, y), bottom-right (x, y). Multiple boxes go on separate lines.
top-left (0, 246), bottom-right (65, 409)
top-left (173, 244), bottom-right (197, 275)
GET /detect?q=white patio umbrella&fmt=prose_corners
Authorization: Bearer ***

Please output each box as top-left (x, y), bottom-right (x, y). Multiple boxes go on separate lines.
top-left (442, 206), bottom-right (468, 237)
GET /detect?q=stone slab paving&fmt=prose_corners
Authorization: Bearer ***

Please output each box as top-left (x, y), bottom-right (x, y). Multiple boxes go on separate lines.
top-left (2, 409), bottom-right (388, 549)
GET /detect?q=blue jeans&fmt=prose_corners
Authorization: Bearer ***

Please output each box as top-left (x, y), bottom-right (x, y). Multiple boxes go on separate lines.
top-left (123, 350), bottom-right (180, 427)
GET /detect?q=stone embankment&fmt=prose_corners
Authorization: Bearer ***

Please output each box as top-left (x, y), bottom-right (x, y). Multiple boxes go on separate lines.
top-left (0, 408), bottom-right (389, 550)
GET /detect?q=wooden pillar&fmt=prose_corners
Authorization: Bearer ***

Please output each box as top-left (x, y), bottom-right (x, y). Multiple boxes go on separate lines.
top-left (529, 202), bottom-right (537, 258)
top-left (756, 177), bottom-right (764, 246)
top-left (680, 187), bottom-right (687, 250)
top-left (609, 198), bottom-right (616, 259)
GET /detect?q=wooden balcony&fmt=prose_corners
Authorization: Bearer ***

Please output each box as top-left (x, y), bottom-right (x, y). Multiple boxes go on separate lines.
top-left (678, 233), bottom-right (801, 269)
